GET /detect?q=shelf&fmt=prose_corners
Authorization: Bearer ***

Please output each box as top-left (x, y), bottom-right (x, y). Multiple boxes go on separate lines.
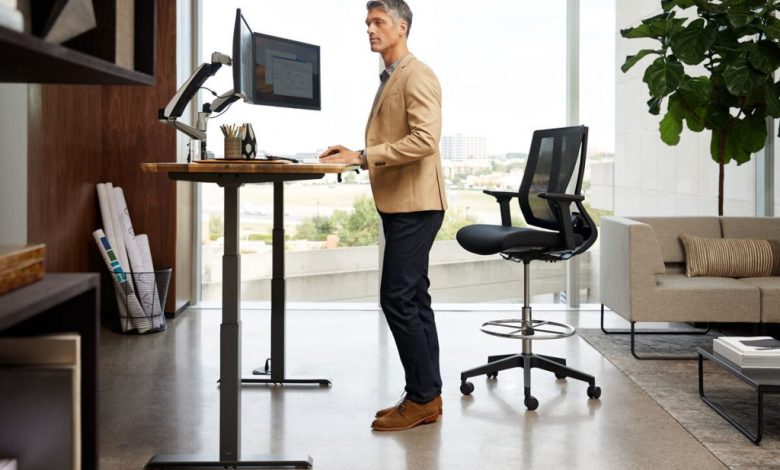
top-left (0, 25), bottom-right (154, 85)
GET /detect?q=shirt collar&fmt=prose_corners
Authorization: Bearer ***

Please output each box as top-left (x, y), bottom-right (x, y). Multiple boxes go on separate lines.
top-left (379, 54), bottom-right (407, 82)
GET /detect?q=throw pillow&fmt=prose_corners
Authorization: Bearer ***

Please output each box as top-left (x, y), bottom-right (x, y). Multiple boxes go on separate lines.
top-left (679, 234), bottom-right (780, 278)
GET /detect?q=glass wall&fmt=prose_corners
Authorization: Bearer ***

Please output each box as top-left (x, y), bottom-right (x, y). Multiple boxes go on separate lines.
top-left (200, 1), bottom-right (380, 304)
top-left (198, 1), bottom-right (612, 306)
top-left (578, 0), bottom-right (616, 303)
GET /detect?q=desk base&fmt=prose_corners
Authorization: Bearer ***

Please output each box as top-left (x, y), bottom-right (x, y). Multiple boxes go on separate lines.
top-left (243, 375), bottom-right (331, 387)
top-left (145, 453), bottom-right (313, 469)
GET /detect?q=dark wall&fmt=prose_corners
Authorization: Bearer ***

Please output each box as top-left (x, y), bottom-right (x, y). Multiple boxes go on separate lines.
top-left (27, 0), bottom-right (179, 314)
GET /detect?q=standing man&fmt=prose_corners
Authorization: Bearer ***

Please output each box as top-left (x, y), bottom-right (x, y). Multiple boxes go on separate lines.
top-left (319, 0), bottom-right (448, 432)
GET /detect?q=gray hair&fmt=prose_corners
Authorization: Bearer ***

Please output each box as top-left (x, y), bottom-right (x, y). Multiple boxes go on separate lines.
top-left (366, 0), bottom-right (413, 37)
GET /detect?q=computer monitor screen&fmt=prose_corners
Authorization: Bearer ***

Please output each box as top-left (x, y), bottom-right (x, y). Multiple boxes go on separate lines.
top-left (233, 10), bottom-right (254, 102)
top-left (232, 9), bottom-right (321, 111)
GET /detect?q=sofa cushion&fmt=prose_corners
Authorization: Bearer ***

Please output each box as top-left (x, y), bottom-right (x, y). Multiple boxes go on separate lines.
top-left (679, 234), bottom-right (780, 277)
top-left (720, 217), bottom-right (780, 240)
top-left (739, 277), bottom-right (780, 323)
top-left (643, 274), bottom-right (760, 323)
top-left (633, 217), bottom-right (721, 263)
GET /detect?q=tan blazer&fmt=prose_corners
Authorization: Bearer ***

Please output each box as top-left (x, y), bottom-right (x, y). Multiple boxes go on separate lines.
top-left (364, 54), bottom-right (448, 213)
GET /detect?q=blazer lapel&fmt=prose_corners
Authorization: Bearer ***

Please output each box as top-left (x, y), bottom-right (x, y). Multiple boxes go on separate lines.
top-left (365, 54), bottom-right (416, 138)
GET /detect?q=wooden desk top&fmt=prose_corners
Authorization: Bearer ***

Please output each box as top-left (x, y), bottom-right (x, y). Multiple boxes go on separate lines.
top-left (142, 161), bottom-right (358, 174)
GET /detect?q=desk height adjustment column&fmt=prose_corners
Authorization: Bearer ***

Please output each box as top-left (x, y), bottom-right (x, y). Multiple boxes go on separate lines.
top-left (221, 181), bottom-right (242, 461)
top-left (245, 181), bottom-right (331, 386)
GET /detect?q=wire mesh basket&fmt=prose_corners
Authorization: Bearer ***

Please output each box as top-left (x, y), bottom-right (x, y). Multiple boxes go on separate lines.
top-left (111, 267), bottom-right (171, 334)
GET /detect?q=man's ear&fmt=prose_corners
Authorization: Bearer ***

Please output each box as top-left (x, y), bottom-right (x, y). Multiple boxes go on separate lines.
top-left (399, 21), bottom-right (408, 37)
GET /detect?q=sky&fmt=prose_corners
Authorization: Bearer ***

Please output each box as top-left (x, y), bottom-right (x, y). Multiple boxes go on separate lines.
top-left (200, 0), bottom-right (615, 157)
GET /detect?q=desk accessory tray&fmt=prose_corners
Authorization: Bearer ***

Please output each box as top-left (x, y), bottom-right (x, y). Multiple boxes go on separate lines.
top-left (0, 244), bottom-right (46, 296)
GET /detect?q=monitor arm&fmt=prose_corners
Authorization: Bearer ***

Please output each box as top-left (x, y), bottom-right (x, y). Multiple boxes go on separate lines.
top-left (158, 52), bottom-right (235, 149)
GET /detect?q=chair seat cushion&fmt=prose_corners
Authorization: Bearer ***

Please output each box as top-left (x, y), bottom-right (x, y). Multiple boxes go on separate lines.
top-left (456, 224), bottom-right (563, 255)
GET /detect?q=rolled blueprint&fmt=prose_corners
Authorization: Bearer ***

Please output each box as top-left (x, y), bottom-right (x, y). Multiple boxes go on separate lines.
top-left (96, 183), bottom-right (119, 265)
top-left (113, 187), bottom-right (158, 326)
top-left (104, 183), bottom-right (130, 274)
top-left (136, 234), bottom-right (164, 329)
top-left (93, 229), bottom-right (150, 333)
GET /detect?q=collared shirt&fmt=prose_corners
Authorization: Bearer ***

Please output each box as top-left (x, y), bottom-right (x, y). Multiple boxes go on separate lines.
top-left (363, 55), bottom-right (407, 169)
top-left (371, 55), bottom-right (406, 111)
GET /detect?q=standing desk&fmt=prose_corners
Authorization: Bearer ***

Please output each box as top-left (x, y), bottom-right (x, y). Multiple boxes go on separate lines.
top-left (142, 161), bottom-right (356, 469)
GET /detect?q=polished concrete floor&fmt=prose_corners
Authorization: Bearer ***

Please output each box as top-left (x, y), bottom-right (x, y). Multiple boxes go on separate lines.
top-left (98, 306), bottom-right (727, 469)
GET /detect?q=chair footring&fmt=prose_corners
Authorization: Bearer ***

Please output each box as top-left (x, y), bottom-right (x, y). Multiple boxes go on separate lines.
top-left (481, 318), bottom-right (576, 340)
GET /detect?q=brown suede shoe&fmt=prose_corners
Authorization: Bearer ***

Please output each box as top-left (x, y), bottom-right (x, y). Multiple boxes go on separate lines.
top-left (376, 397), bottom-right (443, 418)
top-left (371, 396), bottom-right (442, 431)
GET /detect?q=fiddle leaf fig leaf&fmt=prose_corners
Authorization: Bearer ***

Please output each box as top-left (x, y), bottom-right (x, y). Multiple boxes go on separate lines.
top-left (723, 59), bottom-right (755, 96)
top-left (748, 41), bottom-right (780, 75)
top-left (647, 96), bottom-right (663, 115)
top-left (710, 129), bottom-right (734, 165)
top-left (660, 94), bottom-right (684, 145)
top-left (763, 17), bottom-right (780, 42)
top-left (765, 82), bottom-right (780, 118)
top-left (622, 49), bottom-right (660, 73)
top-left (728, 5), bottom-right (754, 28)
top-left (644, 57), bottom-right (685, 98)
top-left (734, 114), bottom-right (767, 155)
top-left (678, 76), bottom-right (711, 107)
top-left (670, 19), bottom-right (715, 65)
top-left (621, 24), bottom-right (655, 39)
top-left (662, 0), bottom-right (696, 11)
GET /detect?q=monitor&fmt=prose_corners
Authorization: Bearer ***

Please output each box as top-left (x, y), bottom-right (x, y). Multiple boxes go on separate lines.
top-left (232, 9), bottom-right (321, 111)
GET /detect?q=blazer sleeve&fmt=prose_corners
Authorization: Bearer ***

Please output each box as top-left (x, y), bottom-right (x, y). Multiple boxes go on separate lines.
top-left (365, 65), bottom-right (442, 168)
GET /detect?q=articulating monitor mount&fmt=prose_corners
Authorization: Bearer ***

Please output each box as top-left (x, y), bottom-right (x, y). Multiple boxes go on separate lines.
top-left (158, 52), bottom-right (240, 158)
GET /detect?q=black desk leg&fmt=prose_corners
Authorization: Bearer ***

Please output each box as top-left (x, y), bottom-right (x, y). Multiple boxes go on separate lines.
top-left (698, 353), bottom-right (763, 445)
top-left (146, 183), bottom-right (313, 469)
top-left (245, 181), bottom-right (331, 387)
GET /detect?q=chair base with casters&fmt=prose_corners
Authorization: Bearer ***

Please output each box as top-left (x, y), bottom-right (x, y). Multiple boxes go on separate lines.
top-left (459, 263), bottom-right (601, 410)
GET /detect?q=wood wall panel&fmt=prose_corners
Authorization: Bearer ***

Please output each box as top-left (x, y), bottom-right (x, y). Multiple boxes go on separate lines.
top-left (102, 0), bottom-right (177, 312)
top-left (27, 85), bottom-right (103, 274)
top-left (27, 0), bottom-right (181, 314)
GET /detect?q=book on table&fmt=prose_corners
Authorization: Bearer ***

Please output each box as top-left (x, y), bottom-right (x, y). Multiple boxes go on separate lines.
top-left (713, 336), bottom-right (780, 368)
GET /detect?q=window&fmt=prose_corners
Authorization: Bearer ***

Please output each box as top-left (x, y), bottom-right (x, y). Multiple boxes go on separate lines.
top-left (578, 0), bottom-right (615, 303)
top-left (198, 1), bottom-right (613, 306)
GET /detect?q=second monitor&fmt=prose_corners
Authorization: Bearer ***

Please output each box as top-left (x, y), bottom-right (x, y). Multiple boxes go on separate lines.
top-left (233, 9), bottom-right (321, 111)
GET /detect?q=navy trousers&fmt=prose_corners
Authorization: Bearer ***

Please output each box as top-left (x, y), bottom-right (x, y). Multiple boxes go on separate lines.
top-left (379, 210), bottom-right (444, 404)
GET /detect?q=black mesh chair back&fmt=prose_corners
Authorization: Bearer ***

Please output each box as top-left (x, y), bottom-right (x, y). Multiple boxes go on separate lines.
top-left (520, 126), bottom-right (586, 231)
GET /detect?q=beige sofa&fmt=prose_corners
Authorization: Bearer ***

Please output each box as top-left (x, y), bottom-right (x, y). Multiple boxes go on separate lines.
top-left (599, 216), bottom-right (780, 357)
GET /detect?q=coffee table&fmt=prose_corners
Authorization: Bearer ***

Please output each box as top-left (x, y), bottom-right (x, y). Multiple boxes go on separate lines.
top-left (697, 345), bottom-right (780, 444)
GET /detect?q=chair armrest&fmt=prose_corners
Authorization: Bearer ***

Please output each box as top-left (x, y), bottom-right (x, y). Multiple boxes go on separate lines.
top-left (537, 192), bottom-right (585, 203)
top-left (483, 190), bottom-right (521, 226)
top-left (536, 192), bottom-right (582, 249)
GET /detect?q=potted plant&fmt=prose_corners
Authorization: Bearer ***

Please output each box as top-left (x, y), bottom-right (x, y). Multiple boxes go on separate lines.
top-left (621, 0), bottom-right (780, 215)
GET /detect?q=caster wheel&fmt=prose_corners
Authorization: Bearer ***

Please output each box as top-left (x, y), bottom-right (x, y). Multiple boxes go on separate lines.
top-left (524, 395), bottom-right (539, 410)
top-left (460, 381), bottom-right (474, 395)
top-left (587, 385), bottom-right (602, 399)
top-left (487, 372), bottom-right (498, 379)
top-left (554, 372), bottom-right (566, 380)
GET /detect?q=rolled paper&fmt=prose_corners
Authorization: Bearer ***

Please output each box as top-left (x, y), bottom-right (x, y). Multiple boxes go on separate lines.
top-left (93, 229), bottom-right (149, 333)
top-left (114, 187), bottom-right (156, 330)
top-left (105, 183), bottom-right (130, 274)
top-left (136, 234), bottom-right (164, 329)
top-left (96, 183), bottom-right (119, 267)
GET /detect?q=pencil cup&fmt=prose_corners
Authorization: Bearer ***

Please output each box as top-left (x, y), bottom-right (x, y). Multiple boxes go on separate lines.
top-left (224, 138), bottom-right (241, 159)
